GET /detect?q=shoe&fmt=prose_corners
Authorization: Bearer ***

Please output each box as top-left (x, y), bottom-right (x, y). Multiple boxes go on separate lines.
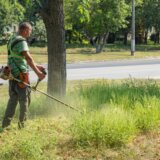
top-left (18, 122), bottom-right (24, 129)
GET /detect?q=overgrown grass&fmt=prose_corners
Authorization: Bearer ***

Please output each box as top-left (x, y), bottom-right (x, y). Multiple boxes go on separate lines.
top-left (69, 79), bottom-right (160, 148)
top-left (0, 118), bottom-right (62, 160)
top-left (78, 79), bottom-right (160, 109)
top-left (71, 108), bottom-right (137, 148)
top-left (0, 79), bottom-right (160, 159)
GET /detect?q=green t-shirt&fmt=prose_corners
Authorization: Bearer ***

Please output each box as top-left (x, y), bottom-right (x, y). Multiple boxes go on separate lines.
top-left (8, 34), bottom-right (29, 77)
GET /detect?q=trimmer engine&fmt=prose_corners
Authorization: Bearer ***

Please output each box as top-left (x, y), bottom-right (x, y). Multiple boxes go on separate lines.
top-left (0, 66), bottom-right (11, 80)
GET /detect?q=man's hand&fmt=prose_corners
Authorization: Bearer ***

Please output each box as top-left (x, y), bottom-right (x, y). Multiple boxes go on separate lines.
top-left (36, 65), bottom-right (46, 80)
top-left (37, 71), bottom-right (45, 81)
top-left (36, 65), bottom-right (45, 71)
top-left (36, 65), bottom-right (47, 75)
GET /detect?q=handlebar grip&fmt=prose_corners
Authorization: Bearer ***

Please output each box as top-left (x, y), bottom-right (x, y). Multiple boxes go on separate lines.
top-left (41, 69), bottom-right (47, 75)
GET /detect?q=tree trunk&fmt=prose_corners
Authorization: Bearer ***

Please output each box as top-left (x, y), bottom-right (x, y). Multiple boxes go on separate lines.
top-left (144, 31), bottom-right (148, 44)
top-left (157, 32), bottom-right (160, 44)
top-left (96, 33), bottom-right (109, 53)
top-left (123, 32), bottom-right (128, 45)
top-left (41, 0), bottom-right (66, 97)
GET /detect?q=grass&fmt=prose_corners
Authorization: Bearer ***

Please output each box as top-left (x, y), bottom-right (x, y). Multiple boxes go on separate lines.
top-left (78, 79), bottom-right (160, 109)
top-left (0, 118), bottom-right (60, 160)
top-left (1, 43), bottom-right (160, 64)
top-left (71, 109), bottom-right (137, 148)
top-left (0, 79), bottom-right (160, 159)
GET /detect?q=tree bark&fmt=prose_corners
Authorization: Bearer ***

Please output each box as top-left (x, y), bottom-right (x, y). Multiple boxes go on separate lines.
top-left (123, 32), bottom-right (128, 45)
top-left (41, 0), bottom-right (66, 97)
top-left (96, 33), bottom-right (109, 53)
top-left (144, 31), bottom-right (148, 44)
top-left (157, 32), bottom-right (160, 44)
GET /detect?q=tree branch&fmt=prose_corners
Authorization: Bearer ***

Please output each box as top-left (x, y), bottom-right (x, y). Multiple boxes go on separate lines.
top-left (33, 0), bottom-right (50, 21)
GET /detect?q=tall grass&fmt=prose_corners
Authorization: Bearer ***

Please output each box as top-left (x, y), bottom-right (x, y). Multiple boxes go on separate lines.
top-left (71, 108), bottom-right (137, 148)
top-left (78, 79), bottom-right (160, 109)
top-left (1, 79), bottom-right (160, 159)
top-left (70, 79), bottom-right (160, 148)
top-left (133, 97), bottom-right (160, 132)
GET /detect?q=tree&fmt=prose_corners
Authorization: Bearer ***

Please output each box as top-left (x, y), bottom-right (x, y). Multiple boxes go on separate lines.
top-left (65, 0), bottom-right (130, 53)
top-left (0, 0), bottom-right (24, 37)
top-left (142, 0), bottom-right (160, 44)
top-left (90, 0), bottom-right (129, 53)
top-left (120, 0), bottom-right (150, 45)
top-left (34, 0), bottom-right (66, 97)
top-left (18, 0), bottom-right (33, 20)
top-left (32, 18), bottom-right (47, 43)
top-left (64, 0), bottom-right (90, 44)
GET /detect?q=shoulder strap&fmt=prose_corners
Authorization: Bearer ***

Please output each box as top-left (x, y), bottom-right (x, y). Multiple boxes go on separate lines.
top-left (11, 38), bottom-right (26, 50)
top-left (8, 37), bottom-right (26, 74)
top-left (8, 38), bottom-right (26, 55)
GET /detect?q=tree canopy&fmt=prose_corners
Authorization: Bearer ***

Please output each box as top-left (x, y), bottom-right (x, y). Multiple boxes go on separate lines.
top-left (0, 0), bottom-right (24, 35)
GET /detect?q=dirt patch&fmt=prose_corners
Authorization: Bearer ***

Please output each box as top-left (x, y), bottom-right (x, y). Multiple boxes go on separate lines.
top-left (56, 131), bottom-right (160, 160)
top-left (122, 131), bottom-right (160, 160)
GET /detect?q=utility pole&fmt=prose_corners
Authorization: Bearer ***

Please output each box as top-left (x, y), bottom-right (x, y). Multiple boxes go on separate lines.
top-left (131, 0), bottom-right (135, 56)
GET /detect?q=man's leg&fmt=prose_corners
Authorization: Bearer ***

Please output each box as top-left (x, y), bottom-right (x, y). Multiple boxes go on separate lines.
top-left (17, 86), bottom-right (30, 128)
top-left (2, 81), bottom-right (18, 128)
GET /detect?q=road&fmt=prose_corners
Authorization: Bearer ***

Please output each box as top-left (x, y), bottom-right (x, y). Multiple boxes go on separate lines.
top-left (1, 58), bottom-right (160, 84)
top-left (67, 58), bottom-right (160, 80)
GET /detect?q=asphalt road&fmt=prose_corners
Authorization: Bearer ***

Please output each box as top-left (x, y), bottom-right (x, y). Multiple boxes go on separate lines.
top-left (1, 58), bottom-right (160, 84)
top-left (67, 58), bottom-right (160, 80)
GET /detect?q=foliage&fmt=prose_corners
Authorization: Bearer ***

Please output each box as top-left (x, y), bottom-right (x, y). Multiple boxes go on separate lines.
top-left (65, 0), bottom-right (130, 52)
top-left (65, 0), bottom-right (90, 30)
top-left (18, 0), bottom-right (35, 21)
top-left (0, 0), bottom-right (160, 46)
top-left (0, 0), bottom-right (24, 35)
top-left (142, 0), bottom-right (160, 32)
top-left (65, 0), bottom-right (129, 34)
top-left (18, 0), bottom-right (47, 42)
top-left (32, 18), bottom-right (47, 42)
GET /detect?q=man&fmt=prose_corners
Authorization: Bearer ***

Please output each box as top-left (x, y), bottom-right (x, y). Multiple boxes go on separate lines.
top-left (2, 22), bottom-right (45, 129)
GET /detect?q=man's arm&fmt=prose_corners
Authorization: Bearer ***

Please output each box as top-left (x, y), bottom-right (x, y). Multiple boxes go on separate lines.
top-left (22, 51), bottom-right (45, 80)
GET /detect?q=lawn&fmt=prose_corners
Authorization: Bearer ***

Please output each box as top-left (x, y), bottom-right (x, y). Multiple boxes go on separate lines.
top-left (0, 43), bottom-right (160, 64)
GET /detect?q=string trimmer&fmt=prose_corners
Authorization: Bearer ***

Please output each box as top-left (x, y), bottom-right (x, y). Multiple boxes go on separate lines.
top-left (0, 66), bottom-right (81, 113)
